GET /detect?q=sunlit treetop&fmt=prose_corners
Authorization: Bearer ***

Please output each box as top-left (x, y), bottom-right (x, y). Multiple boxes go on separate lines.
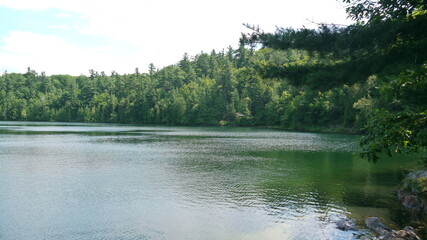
top-left (241, 0), bottom-right (427, 89)
top-left (344, 0), bottom-right (426, 22)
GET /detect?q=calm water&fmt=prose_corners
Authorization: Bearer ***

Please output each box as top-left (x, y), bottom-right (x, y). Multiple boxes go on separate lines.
top-left (0, 122), bottom-right (413, 240)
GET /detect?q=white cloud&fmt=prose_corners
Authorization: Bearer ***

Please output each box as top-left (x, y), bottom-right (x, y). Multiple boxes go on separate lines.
top-left (0, 0), bottom-right (353, 75)
top-left (55, 12), bottom-right (73, 18)
top-left (0, 31), bottom-right (142, 75)
top-left (50, 25), bottom-right (70, 30)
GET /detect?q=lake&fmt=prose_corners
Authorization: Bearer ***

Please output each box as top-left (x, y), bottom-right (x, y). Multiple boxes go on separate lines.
top-left (0, 122), bottom-right (413, 239)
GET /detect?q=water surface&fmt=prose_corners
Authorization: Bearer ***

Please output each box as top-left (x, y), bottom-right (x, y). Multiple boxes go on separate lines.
top-left (0, 122), bottom-right (413, 239)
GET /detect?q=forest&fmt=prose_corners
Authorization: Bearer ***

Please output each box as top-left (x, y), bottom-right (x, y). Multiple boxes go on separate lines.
top-left (0, 47), bottom-right (374, 131)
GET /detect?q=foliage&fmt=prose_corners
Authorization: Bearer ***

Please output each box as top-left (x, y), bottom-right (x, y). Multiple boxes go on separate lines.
top-left (241, 0), bottom-right (427, 161)
top-left (361, 66), bottom-right (427, 162)
top-left (0, 49), bottom-right (374, 131)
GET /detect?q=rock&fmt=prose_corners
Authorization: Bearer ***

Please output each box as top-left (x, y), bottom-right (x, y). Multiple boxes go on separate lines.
top-left (406, 170), bottom-right (427, 195)
top-left (403, 226), bottom-right (415, 232)
top-left (366, 217), bottom-right (392, 236)
top-left (398, 170), bottom-right (427, 214)
top-left (365, 217), bottom-right (422, 240)
top-left (398, 189), bottom-right (423, 212)
top-left (383, 226), bottom-right (421, 240)
top-left (407, 170), bottom-right (427, 181)
top-left (336, 218), bottom-right (357, 231)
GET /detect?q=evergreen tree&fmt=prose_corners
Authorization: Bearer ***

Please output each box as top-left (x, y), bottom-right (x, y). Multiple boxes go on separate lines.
top-left (242, 0), bottom-right (427, 161)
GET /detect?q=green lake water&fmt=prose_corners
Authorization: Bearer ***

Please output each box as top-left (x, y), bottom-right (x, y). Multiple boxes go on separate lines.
top-left (0, 122), bottom-right (415, 239)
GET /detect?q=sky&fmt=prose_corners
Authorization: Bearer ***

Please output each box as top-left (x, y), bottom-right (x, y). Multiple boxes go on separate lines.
top-left (0, 0), bottom-right (353, 76)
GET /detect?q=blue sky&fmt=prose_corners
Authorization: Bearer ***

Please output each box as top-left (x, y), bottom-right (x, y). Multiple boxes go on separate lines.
top-left (0, 0), bottom-right (352, 76)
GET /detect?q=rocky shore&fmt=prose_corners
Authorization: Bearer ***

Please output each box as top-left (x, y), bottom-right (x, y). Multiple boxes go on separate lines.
top-left (336, 170), bottom-right (427, 239)
top-left (336, 217), bottom-right (421, 239)
top-left (365, 217), bottom-right (420, 240)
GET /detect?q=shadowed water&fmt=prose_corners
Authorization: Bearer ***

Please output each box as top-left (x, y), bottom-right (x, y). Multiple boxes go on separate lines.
top-left (0, 122), bottom-right (413, 239)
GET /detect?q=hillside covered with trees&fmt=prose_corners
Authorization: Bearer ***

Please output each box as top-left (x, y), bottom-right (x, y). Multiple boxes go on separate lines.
top-left (0, 46), bottom-right (377, 132)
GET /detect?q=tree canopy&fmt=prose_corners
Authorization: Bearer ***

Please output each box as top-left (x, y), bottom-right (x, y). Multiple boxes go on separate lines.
top-left (0, 48), bottom-right (376, 133)
top-left (241, 0), bottom-right (427, 161)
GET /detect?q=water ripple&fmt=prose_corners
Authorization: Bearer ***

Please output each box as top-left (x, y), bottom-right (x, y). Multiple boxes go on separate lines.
top-left (0, 122), bottom-right (411, 240)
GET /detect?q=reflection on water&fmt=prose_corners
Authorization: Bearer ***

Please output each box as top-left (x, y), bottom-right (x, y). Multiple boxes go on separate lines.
top-left (0, 122), bottom-right (412, 239)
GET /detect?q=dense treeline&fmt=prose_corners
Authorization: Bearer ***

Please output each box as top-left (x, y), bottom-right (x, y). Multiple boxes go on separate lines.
top-left (0, 47), bottom-right (378, 131)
